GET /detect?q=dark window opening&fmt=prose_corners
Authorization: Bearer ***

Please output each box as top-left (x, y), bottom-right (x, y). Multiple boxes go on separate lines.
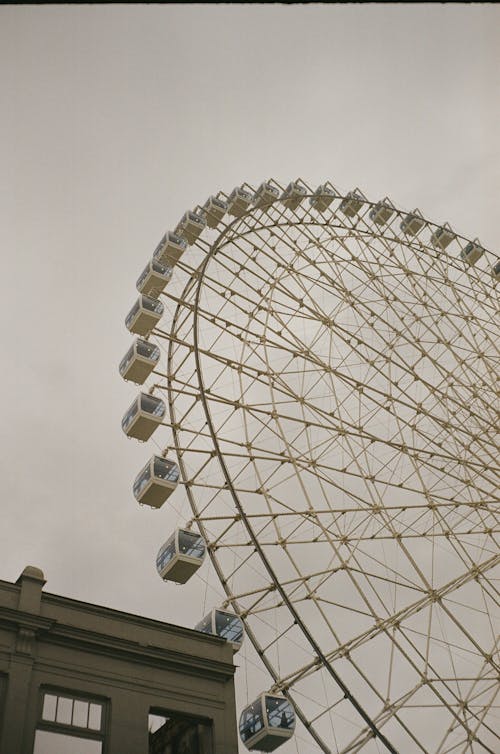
top-left (0, 673), bottom-right (7, 732)
top-left (148, 709), bottom-right (213, 754)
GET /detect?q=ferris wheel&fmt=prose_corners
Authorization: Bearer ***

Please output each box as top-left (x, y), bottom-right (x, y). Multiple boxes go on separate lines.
top-left (120, 179), bottom-right (500, 754)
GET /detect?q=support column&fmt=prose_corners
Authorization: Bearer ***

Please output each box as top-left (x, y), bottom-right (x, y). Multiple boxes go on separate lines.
top-left (106, 691), bottom-right (149, 754)
top-left (0, 567), bottom-right (45, 754)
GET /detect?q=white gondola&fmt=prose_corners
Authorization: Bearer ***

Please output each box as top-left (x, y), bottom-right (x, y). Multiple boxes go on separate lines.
top-left (227, 187), bottom-right (253, 217)
top-left (119, 339), bottom-right (160, 384)
top-left (121, 393), bottom-right (166, 441)
top-left (400, 209), bottom-right (425, 237)
top-left (339, 189), bottom-right (365, 218)
top-left (133, 455), bottom-right (180, 509)
top-left (493, 260), bottom-right (500, 282)
top-left (156, 528), bottom-right (206, 584)
top-left (125, 295), bottom-right (164, 337)
top-left (152, 231), bottom-right (187, 267)
top-left (203, 196), bottom-right (228, 228)
top-left (309, 184), bottom-right (335, 212)
top-left (239, 693), bottom-right (295, 752)
top-left (460, 239), bottom-right (484, 266)
top-left (369, 197), bottom-right (395, 226)
top-left (175, 210), bottom-right (206, 245)
top-left (194, 608), bottom-right (244, 651)
top-left (253, 182), bottom-right (280, 209)
top-left (431, 223), bottom-right (455, 250)
top-left (280, 181), bottom-right (307, 211)
top-left (136, 259), bottom-right (172, 298)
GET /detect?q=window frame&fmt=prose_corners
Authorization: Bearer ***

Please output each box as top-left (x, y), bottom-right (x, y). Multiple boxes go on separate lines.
top-left (36, 686), bottom-right (108, 748)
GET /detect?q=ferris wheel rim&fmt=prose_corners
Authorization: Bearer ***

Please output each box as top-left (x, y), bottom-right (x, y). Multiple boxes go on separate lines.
top-left (150, 180), bottom-right (499, 754)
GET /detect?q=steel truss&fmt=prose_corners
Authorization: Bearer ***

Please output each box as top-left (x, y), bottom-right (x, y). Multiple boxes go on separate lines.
top-left (135, 179), bottom-right (498, 753)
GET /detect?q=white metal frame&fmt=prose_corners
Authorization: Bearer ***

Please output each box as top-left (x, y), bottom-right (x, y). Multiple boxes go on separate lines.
top-left (122, 178), bottom-right (499, 754)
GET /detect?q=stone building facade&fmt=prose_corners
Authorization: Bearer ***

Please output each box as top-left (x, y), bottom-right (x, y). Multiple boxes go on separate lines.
top-left (0, 567), bottom-right (238, 754)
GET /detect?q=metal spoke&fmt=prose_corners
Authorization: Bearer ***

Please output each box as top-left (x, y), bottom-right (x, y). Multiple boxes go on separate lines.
top-left (123, 179), bottom-right (499, 753)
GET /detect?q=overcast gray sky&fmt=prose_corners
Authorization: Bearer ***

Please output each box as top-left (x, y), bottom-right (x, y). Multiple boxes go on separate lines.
top-left (1, 5), bottom-right (499, 753)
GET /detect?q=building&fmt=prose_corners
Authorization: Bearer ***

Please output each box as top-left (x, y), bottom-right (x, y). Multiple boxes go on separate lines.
top-left (0, 566), bottom-right (238, 754)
